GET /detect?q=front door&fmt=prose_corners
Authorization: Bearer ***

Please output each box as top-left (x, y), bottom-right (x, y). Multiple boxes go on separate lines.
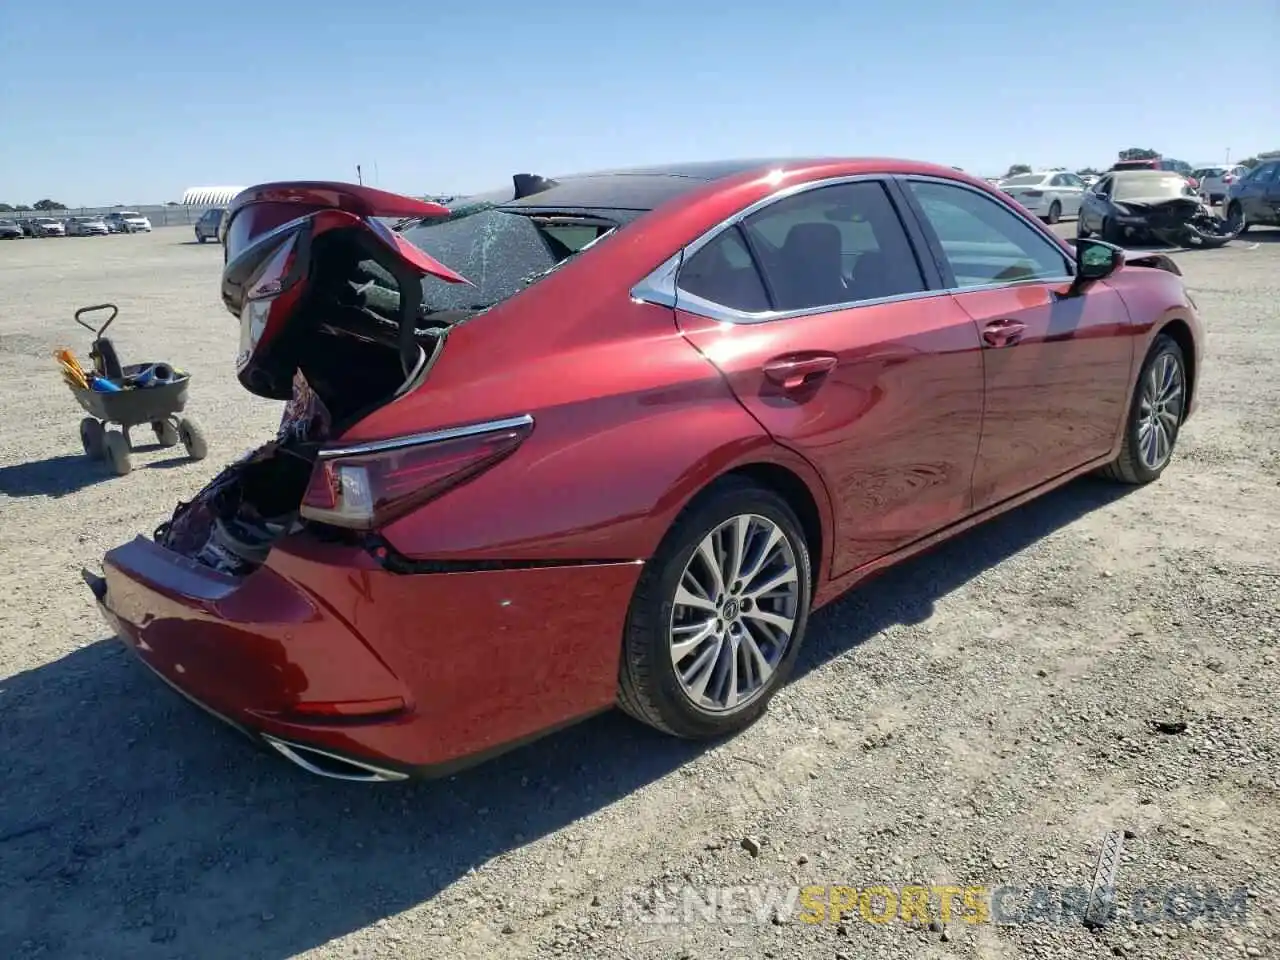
top-left (899, 176), bottom-right (1135, 511)
top-left (672, 177), bottom-right (985, 579)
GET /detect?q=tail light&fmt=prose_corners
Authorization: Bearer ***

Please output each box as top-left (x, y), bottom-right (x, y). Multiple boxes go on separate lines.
top-left (1022, 190), bottom-right (1045, 197)
top-left (300, 417), bottom-right (534, 530)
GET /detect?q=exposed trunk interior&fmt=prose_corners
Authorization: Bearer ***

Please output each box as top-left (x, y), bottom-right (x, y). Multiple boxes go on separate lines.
top-left (157, 229), bottom-right (450, 576)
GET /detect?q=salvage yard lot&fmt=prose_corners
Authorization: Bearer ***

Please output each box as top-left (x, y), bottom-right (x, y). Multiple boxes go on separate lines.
top-left (1, 228), bottom-right (1278, 960)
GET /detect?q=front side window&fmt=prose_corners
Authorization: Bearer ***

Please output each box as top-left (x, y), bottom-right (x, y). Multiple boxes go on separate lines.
top-left (905, 180), bottom-right (1071, 287)
top-left (1248, 163), bottom-right (1279, 184)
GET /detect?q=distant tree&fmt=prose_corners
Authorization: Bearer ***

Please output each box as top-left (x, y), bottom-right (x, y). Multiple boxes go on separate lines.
top-left (1004, 163), bottom-right (1031, 178)
top-left (1076, 167), bottom-right (1102, 176)
top-left (1118, 147), bottom-right (1160, 161)
top-left (32, 198), bottom-right (67, 211)
top-left (0, 203), bottom-right (14, 212)
top-left (165, 201), bottom-right (180, 206)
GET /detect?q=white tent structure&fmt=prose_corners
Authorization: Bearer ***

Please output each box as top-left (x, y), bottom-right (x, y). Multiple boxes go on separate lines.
top-left (181, 186), bottom-right (246, 206)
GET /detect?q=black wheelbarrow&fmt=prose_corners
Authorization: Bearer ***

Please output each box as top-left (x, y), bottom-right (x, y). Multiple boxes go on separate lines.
top-left (68, 303), bottom-right (208, 476)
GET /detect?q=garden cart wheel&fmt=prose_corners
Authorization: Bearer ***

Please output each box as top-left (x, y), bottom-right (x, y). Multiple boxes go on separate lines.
top-left (80, 418), bottom-right (105, 460)
top-left (103, 432), bottom-right (133, 476)
top-left (153, 419), bottom-right (180, 448)
top-left (178, 416), bottom-right (208, 461)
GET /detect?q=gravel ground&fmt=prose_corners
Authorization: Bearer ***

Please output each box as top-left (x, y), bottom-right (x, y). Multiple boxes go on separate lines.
top-left (1, 227), bottom-right (1277, 960)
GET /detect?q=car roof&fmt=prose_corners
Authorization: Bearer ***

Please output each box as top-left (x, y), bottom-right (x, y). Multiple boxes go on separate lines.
top-left (465, 157), bottom-right (975, 212)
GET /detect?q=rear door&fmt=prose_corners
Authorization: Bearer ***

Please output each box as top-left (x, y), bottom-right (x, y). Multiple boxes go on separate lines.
top-left (1238, 161), bottom-right (1280, 223)
top-left (672, 177), bottom-right (986, 579)
top-left (899, 176), bottom-right (1134, 511)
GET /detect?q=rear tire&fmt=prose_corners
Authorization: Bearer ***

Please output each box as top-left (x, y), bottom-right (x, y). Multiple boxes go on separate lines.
top-left (178, 416), bottom-right (208, 460)
top-left (103, 431), bottom-right (132, 476)
top-left (1045, 201), bottom-right (1061, 225)
top-left (617, 477), bottom-right (813, 740)
top-left (1099, 334), bottom-right (1186, 485)
top-left (80, 418), bottom-right (105, 459)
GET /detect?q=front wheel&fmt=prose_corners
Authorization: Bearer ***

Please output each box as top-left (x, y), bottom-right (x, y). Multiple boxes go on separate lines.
top-left (617, 478), bottom-right (813, 740)
top-left (103, 431), bottom-right (133, 476)
top-left (1225, 202), bottom-right (1249, 236)
top-left (1099, 334), bottom-right (1187, 485)
top-left (80, 418), bottom-right (105, 459)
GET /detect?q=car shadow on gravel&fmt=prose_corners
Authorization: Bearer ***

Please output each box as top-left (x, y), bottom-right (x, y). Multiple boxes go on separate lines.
top-left (0, 477), bottom-right (1131, 959)
top-left (0, 454), bottom-right (114, 497)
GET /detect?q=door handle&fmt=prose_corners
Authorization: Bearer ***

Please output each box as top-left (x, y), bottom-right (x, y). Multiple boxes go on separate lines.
top-left (982, 319), bottom-right (1026, 348)
top-left (762, 353), bottom-right (838, 390)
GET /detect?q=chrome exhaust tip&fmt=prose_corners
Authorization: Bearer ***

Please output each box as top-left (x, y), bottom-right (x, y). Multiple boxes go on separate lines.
top-left (261, 735), bottom-right (409, 783)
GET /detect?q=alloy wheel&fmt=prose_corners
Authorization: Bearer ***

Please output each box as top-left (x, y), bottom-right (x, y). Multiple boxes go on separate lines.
top-left (1137, 351), bottom-right (1184, 470)
top-left (668, 514), bottom-right (800, 714)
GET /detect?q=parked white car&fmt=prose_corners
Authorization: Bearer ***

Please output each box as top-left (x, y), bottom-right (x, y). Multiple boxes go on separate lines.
top-left (66, 216), bottom-right (109, 236)
top-left (106, 211), bottom-right (152, 233)
top-left (997, 171), bottom-right (1087, 223)
top-left (1191, 165), bottom-right (1249, 204)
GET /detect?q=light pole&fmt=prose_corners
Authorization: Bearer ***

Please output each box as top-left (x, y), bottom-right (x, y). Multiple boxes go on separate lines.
top-left (356, 165), bottom-right (363, 185)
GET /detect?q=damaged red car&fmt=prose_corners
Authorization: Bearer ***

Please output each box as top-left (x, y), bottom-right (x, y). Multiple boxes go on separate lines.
top-left (87, 159), bottom-right (1203, 782)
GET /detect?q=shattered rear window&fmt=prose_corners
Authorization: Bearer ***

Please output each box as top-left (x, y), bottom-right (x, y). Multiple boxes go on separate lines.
top-left (397, 208), bottom-right (618, 314)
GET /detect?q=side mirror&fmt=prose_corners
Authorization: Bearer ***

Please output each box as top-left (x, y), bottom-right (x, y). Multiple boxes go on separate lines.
top-left (1064, 238), bottom-right (1124, 296)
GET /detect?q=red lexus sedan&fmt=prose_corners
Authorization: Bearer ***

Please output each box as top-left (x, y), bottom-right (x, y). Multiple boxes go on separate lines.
top-left (86, 158), bottom-right (1202, 782)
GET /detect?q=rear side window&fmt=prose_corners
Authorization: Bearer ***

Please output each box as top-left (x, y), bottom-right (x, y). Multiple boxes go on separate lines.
top-left (678, 180), bottom-right (926, 315)
top-left (905, 180), bottom-right (1071, 287)
top-left (679, 227), bottom-right (770, 312)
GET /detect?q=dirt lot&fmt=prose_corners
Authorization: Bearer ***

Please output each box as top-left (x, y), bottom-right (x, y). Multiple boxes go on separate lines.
top-left (1, 227), bottom-right (1277, 960)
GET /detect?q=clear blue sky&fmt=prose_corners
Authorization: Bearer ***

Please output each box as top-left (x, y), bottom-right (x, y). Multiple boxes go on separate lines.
top-left (2, 0), bottom-right (1276, 206)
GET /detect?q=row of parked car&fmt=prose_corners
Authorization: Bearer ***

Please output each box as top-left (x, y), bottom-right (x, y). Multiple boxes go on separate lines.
top-left (0, 211), bottom-right (153, 238)
top-left (984, 155), bottom-right (1280, 234)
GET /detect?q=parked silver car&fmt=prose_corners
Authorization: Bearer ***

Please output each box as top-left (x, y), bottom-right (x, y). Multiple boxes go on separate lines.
top-left (30, 217), bottom-right (66, 237)
top-left (66, 216), bottom-right (110, 236)
top-left (997, 171), bottom-right (1086, 223)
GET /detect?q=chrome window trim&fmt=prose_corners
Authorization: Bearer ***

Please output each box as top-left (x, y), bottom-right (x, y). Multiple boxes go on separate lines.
top-left (629, 171), bottom-right (1081, 325)
top-left (629, 251), bottom-right (681, 308)
top-left (673, 285), bottom-right (958, 325)
top-left (319, 413), bottom-right (535, 459)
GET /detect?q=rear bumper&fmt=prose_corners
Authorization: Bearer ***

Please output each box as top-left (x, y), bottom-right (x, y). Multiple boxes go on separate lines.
top-left (91, 534), bottom-right (639, 779)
